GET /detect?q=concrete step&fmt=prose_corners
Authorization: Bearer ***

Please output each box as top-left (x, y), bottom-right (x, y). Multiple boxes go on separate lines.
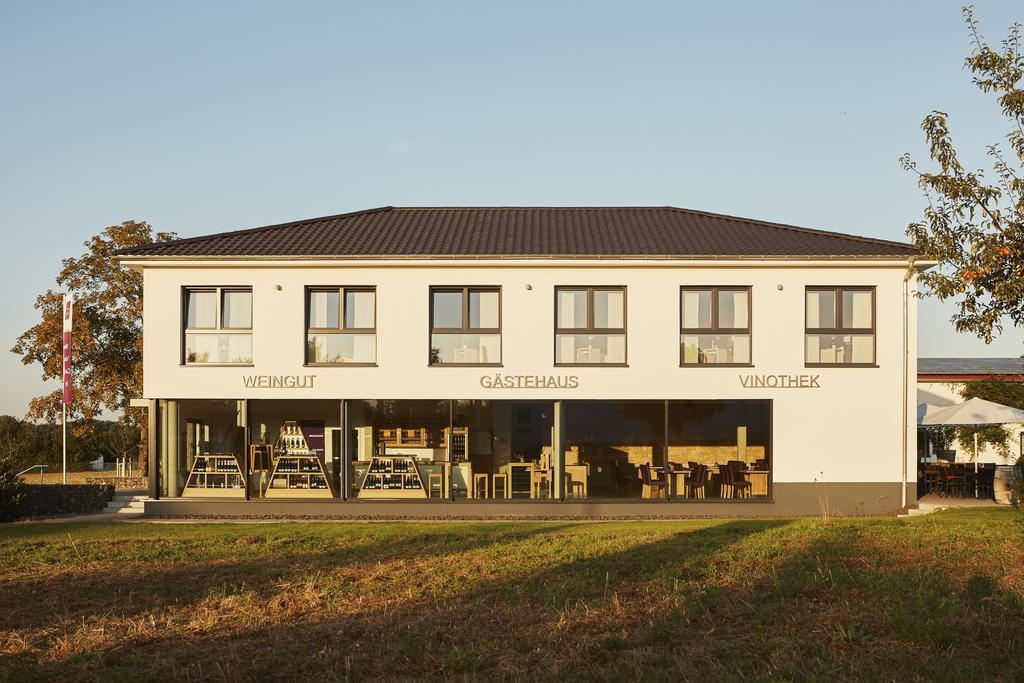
top-left (103, 497), bottom-right (148, 515)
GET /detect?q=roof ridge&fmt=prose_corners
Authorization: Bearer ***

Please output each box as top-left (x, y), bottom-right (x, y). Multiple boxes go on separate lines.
top-left (386, 206), bottom-right (913, 249)
top-left (116, 206), bottom-right (921, 258)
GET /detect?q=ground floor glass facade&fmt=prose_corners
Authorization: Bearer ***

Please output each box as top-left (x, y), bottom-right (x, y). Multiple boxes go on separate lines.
top-left (153, 398), bottom-right (771, 502)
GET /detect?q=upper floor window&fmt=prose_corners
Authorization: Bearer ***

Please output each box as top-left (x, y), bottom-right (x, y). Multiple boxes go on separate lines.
top-left (805, 287), bottom-right (875, 366)
top-left (306, 287), bottom-right (376, 365)
top-left (680, 287), bottom-right (751, 365)
top-left (430, 287), bottom-right (501, 365)
top-left (184, 287), bottom-right (253, 364)
top-left (555, 287), bottom-right (626, 365)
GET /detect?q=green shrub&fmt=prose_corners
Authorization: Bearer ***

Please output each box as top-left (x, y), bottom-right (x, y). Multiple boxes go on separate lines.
top-left (0, 455), bottom-right (25, 522)
top-left (1012, 455), bottom-right (1024, 517)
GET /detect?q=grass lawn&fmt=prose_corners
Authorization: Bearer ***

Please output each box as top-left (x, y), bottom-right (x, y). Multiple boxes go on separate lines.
top-left (1, 510), bottom-right (1022, 682)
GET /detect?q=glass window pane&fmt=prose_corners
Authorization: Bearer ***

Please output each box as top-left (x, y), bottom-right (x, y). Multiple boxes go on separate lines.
top-left (309, 290), bottom-right (339, 329)
top-left (346, 291), bottom-right (375, 329)
top-left (842, 290), bottom-right (872, 329)
top-left (430, 333), bottom-right (501, 364)
top-left (681, 290), bottom-right (712, 329)
top-left (681, 334), bottom-right (750, 364)
top-left (806, 290), bottom-right (835, 329)
top-left (186, 290), bottom-right (217, 329)
top-left (555, 334), bottom-right (625, 364)
top-left (432, 291), bottom-right (464, 329)
top-left (308, 333), bottom-right (376, 363)
top-left (718, 290), bottom-right (748, 329)
top-left (222, 291), bottom-right (252, 329)
top-left (186, 333), bottom-right (252, 364)
top-left (557, 290), bottom-right (588, 329)
top-left (469, 290), bottom-right (499, 329)
top-left (594, 290), bottom-right (624, 329)
top-left (806, 333), bottom-right (873, 364)
top-left (851, 334), bottom-right (874, 363)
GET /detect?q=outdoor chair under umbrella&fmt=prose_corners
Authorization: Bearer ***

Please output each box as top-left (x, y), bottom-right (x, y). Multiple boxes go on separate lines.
top-left (918, 397), bottom-right (1024, 472)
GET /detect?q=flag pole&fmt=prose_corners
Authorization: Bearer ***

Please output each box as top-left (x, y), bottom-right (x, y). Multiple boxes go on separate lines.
top-left (62, 292), bottom-right (73, 485)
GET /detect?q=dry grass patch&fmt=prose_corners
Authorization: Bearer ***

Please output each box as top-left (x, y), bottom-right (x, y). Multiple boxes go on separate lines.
top-left (0, 511), bottom-right (1022, 681)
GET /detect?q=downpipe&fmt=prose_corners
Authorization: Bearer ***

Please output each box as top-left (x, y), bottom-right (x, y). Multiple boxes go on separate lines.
top-left (901, 256), bottom-right (917, 510)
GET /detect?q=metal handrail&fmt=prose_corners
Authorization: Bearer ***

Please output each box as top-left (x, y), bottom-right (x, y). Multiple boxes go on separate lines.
top-left (16, 464), bottom-right (48, 483)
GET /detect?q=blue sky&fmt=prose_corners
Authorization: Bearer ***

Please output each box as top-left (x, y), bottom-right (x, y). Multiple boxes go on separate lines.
top-left (1, 1), bottom-right (1023, 418)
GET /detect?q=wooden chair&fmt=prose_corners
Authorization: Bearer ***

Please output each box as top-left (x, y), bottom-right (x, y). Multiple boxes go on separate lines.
top-left (683, 464), bottom-right (707, 499)
top-left (532, 468), bottom-right (553, 499)
top-left (977, 465), bottom-right (996, 499)
top-left (720, 463), bottom-right (752, 499)
top-left (491, 473), bottom-right (508, 499)
top-left (939, 467), bottom-right (964, 497)
top-left (564, 473), bottom-right (586, 499)
top-left (473, 473), bottom-right (489, 499)
top-left (639, 464), bottom-right (667, 499)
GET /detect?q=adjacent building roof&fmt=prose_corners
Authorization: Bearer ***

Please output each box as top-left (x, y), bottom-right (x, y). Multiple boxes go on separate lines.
top-left (918, 358), bottom-right (1024, 382)
top-left (117, 206), bottom-right (921, 260)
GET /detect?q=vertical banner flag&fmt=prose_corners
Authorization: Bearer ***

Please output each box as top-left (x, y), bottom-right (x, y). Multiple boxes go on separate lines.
top-left (62, 294), bottom-right (73, 405)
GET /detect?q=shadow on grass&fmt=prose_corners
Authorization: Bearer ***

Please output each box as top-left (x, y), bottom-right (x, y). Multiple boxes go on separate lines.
top-left (0, 522), bottom-right (577, 631)
top-left (3, 519), bottom-right (791, 681)
top-left (4, 514), bottom-right (1024, 681)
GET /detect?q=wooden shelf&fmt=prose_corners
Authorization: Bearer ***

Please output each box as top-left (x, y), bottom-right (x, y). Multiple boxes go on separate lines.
top-left (359, 455), bottom-right (427, 499)
top-left (264, 421), bottom-right (336, 498)
top-left (182, 454), bottom-right (245, 498)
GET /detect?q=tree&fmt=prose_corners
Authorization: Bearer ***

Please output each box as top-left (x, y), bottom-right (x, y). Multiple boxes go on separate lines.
top-left (11, 221), bottom-right (175, 473)
top-left (956, 379), bottom-right (1024, 456)
top-left (900, 6), bottom-right (1024, 344)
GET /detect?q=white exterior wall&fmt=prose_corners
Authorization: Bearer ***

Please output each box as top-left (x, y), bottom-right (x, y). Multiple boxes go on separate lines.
top-left (139, 259), bottom-right (920, 487)
top-left (918, 381), bottom-right (1022, 465)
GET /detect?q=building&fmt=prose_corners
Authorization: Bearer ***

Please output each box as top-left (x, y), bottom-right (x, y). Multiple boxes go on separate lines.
top-left (118, 206), bottom-right (928, 517)
top-left (918, 357), bottom-right (1024, 465)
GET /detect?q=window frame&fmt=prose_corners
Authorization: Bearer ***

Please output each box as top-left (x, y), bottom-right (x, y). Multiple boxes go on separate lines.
top-left (428, 286), bottom-right (503, 367)
top-left (304, 286), bottom-right (378, 367)
top-left (804, 286), bottom-right (877, 368)
top-left (554, 286), bottom-right (628, 367)
top-left (181, 286), bottom-right (254, 366)
top-left (679, 286), bottom-right (753, 367)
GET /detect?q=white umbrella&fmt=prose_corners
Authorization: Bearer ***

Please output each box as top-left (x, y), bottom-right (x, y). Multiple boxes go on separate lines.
top-left (919, 397), bottom-right (1024, 469)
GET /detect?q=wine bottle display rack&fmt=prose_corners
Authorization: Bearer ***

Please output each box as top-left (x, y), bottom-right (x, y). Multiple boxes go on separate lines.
top-left (265, 455), bottom-right (334, 497)
top-left (182, 454), bottom-right (245, 498)
top-left (264, 421), bottom-right (336, 498)
top-left (359, 456), bottom-right (427, 498)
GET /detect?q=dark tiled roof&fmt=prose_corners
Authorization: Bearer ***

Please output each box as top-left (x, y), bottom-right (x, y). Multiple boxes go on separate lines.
top-left (918, 358), bottom-right (1024, 376)
top-left (118, 206), bottom-right (920, 259)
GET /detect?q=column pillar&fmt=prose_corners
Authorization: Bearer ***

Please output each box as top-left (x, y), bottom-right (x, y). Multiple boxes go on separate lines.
top-left (147, 399), bottom-right (159, 499)
top-left (166, 400), bottom-right (180, 498)
top-left (553, 400), bottom-right (565, 500)
top-left (340, 399), bottom-right (349, 500)
top-left (237, 399), bottom-right (249, 500)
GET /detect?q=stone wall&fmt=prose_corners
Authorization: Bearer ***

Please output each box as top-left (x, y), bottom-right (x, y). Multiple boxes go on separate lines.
top-left (18, 484), bottom-right (115, 519)
top-left (84, 476), bottom-right (148, 489)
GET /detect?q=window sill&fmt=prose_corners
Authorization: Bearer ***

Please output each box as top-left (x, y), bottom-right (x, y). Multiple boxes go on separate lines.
top-left (429, 363), bottom-right (504, 368)
top-left (554, 363), bottom-right (629, 368)
top-left (304, 363), bottom-right (378, 368)
top-left (180, 363), bottom-right (255, 368)
top-left (679, 363), bottom-right (754, 368)
top-left (804, 363), bottom-right (879, 368)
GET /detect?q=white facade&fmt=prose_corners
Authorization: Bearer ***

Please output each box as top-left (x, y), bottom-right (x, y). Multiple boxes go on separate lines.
top-left (131, 257), bottom-right (921, 497)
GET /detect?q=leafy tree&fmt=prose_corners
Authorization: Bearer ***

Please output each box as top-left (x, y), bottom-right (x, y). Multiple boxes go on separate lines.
top-left (901, 6), bottom-right (1024, 343)
top-left (955, 380), bottom-right (1024, 456)
top-left (0, 455), bottom-right (25, 522)
top-left (11, 221), bottom-right (174, 473)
